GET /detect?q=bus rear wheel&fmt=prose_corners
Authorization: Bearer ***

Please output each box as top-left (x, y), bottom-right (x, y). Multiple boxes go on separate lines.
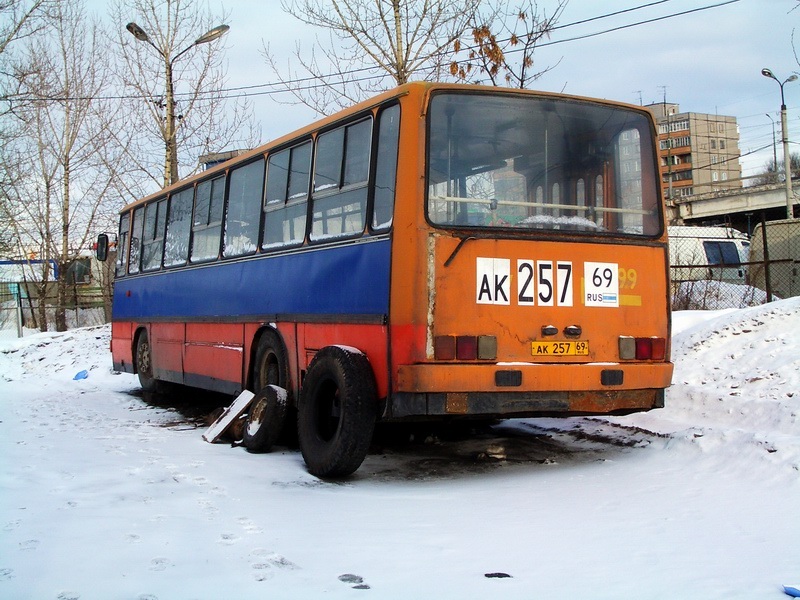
top-left (135, 331), bottom-right (158, 393)
top-left (297, 346), bottom-right (377, 478)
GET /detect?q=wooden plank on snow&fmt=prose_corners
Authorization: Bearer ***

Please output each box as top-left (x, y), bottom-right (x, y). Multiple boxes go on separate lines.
top-left (202, 390), bottom-right (255, 443)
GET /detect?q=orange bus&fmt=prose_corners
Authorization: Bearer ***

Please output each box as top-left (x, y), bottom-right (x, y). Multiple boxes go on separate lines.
top-left (99, 82), bottom-right (673, 477)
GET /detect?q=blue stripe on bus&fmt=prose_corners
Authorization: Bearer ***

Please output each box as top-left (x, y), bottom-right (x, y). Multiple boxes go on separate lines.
top-left (112, 238), bottom-right (391, 320)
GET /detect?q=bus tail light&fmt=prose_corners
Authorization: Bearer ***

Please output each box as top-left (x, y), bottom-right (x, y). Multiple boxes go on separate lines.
top-left (434, 335), bottom-right (456, 360)
top-left (456, 336), bottom-right (477, 360)
top-left (619, 336), bottom-right (667, 360)
top-left (434, 335), bottom-right (497, 361)
top-left (477, 335), bottom-right (497, 360)
top-left (649, 337), bottom-right (667, 360)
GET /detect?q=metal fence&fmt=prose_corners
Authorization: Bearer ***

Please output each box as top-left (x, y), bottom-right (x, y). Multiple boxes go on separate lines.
top-left (669, 218), bottom-right (800, 310)
top-left (0, 282), bottom-right (24, 340)
top-left (0, 282), bottom-right (107, 340)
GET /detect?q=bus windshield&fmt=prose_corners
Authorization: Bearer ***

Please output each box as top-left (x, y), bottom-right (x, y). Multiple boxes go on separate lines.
top-left (427, 92), bottom-right (661, 236)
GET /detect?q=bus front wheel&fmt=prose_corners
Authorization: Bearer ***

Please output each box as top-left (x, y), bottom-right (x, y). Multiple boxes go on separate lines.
top-left (297, 346), bottom-right (377, 478)
top-left (135, 331), bottom-right (158, 393)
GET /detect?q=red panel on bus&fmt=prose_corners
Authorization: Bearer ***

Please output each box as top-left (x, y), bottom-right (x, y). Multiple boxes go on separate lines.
top-left (111, 321), bottom-right (133, 369)
top-left (151, 322), bottom-right (184, 377)
top-left (186, 323), bottom-right (244, 345)
top-left (300, 323), bottom-right (390, 398)
top-left (184, 323), bottom-right (245, 387)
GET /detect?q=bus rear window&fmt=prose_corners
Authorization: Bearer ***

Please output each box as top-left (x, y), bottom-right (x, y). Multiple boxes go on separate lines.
top-left (426, 93), bottom-right (661, 236)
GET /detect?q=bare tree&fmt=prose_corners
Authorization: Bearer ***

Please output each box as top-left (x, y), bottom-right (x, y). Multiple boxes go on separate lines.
top-left (7, 0), bottom-right (121, 331)
top-left (0, 0), bottom-right (60, 120)
top-left (753, 153), bottom-right (800, 186)
top-left (1, 1), bottom-right (59, 258)
top-left (262, 0), bottom-right (481, 115)
top-left (111, 0), bottom-right (259, 190)
top-left (0, 0), bottom-right (54, 55)
top-left (0, 184), bottom-right (18, 257)
top-left (450, 0), bottom-right (567, 89)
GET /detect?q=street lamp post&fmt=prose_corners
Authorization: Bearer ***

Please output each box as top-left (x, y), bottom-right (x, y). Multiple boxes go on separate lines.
top-left (126, 22), bottom-right (230, 188)
top-left (761, 67), bottom-right (797, 219)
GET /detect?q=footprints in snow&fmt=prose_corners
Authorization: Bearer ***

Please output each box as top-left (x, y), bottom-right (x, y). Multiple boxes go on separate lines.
top-left (339, 573), bottom-right (371, 589)
top-left (18, 539), bottom-right (40, 551)
top-left (250, 549), bottom-right (299, 582)
top-left (148, 557), bottom-right (172, 572)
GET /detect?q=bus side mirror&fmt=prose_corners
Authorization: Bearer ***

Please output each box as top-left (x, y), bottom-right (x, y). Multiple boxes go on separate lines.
top-left (96, 234), bottom-right (109, 262)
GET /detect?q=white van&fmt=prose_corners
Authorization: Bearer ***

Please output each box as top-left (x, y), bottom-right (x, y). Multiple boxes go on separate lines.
top-left (749, 218), bottom-right (800, 299)
top-left (668, 225), bottom-right (750, 284)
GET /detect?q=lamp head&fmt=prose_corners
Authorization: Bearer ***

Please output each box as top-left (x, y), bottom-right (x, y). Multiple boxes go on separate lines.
top-left (787, 74), bottom-right (799, 83)
top-left (194, 25), bottom-right (230, 45)
top-left (126, 22), bottom-right (150, 42)
top-left (761, 68), bottom-right (775, 80)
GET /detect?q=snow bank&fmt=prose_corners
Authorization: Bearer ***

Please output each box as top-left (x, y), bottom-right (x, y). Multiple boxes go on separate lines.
top-left (1, 299), bottom-right (798, 599)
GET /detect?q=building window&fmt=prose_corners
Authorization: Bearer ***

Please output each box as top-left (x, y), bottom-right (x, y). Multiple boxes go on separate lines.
top-left (658, 119), bottom-right (689, 134)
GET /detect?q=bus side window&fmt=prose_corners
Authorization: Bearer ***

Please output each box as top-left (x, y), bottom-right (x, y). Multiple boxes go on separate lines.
top-left (192, 175), bottom-right (225, 262)
top-left (142, 198), bottom-right (167, 271)
top-left (263, 141), bottom-right (311, 249)
top-left (164, 188), bottom-right (194, 267)
top-left (116, 213), bottom-right (130, 277)
top-left (128, 207), bottom-right (144, 275)
top-left (224, 159), bottom-right (264, 257)
top-left (372, 104), bottom-right (400, 231)
top-left (311, 118), bottom-right (371, 241)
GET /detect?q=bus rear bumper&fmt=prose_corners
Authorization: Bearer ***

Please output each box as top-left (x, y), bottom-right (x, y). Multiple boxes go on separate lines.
top-left (385, 388), bottom-right (664, 419)
top-left (386, 362), bottom-right (672, 419)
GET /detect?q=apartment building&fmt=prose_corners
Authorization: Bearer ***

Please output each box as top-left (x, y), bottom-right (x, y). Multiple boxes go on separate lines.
top-left (645, 102), bottom-right (742, 201)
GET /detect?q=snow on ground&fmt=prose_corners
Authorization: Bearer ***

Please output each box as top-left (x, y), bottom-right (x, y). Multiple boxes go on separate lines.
top-left (0, 299), bottom-right (798, 600)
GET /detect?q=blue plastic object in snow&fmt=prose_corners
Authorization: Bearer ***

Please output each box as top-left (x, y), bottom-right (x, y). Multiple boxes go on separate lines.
top-left (785, 585), bottom-right (800, 598)
top-left (73, 370), bottom-right (89, 380)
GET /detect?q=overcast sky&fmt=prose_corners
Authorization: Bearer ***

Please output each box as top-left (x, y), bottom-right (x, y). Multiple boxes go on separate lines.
top-left (128, 0), bottom-right (800, 179)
